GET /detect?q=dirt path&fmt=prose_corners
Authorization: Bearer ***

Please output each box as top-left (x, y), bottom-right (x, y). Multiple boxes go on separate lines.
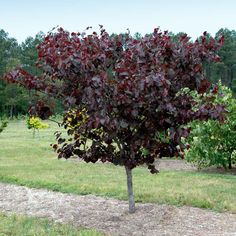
top-left (155, 159), bottom-right (197, 171)
top-left (0, 183), bottom-right (236, 235)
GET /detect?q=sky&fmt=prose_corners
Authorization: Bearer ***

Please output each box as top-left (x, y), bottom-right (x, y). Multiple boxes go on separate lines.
top-left (1, 0), bottom-right (236, 43)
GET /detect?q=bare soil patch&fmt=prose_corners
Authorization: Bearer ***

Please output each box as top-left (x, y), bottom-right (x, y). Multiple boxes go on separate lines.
top-left (156, 159), bottom-right (236, 175)
top-left (155, 158), bottom-right (196, 171)
top-left (0, 183), bottom-right (236, 236)
top-left (74, 157), bottom-right (236, 175)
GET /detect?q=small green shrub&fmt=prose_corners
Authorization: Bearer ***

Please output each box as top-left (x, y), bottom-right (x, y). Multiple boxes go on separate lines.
top-left (0, 120), bottom-right (8, 134)
top-left (185, 83), bottom-right (236, 169)
top-left (26, 116), bottom-right (49, 137)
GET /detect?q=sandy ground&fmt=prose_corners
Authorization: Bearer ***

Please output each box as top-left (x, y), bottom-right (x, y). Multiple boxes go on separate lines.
top-left (0, 182), bottom-right (236, 236)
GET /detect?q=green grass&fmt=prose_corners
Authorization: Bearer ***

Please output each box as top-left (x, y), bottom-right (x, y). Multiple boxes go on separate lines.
top-left (0, 213), bottom-right (102, 236)
top-left (0, 120), bottom-right (236, 213)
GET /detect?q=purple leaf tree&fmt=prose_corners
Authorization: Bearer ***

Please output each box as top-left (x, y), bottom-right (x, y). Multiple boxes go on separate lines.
top-left (4, 27), bottom-right (225, 213)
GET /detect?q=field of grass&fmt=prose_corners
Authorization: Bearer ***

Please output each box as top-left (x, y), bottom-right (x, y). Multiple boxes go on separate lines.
top-left (0, 120), bottom-right (236, 213)
top-left (0, 213), bottom-right (102, 236)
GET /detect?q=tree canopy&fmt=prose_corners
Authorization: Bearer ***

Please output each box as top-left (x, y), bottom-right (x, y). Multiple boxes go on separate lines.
top-left (0, 27), bottom-right (236, 118)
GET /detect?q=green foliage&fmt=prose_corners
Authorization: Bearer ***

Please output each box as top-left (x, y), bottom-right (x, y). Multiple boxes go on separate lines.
top-left (0, 120), bottom-right (8, 133)
top-left (0, 29), bottom-right (63, 117)
top-left (185, 83), bottom-right (236, 169)
top-left (27, 116), bottom-right (49, 137)
top-left (27, 116), bottom-right (49, 129)
top-left (206, 28), bottom-right (236, 94)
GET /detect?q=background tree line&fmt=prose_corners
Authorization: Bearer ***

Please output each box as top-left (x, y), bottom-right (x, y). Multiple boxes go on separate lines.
top-left (0, 27), bottom-right (236, 118)
top-left (0, 29), bottom-right (62, 118)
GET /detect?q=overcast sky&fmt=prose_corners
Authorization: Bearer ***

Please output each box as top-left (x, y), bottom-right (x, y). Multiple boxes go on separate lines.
top-left (1, 0), bottom-right (236, 42)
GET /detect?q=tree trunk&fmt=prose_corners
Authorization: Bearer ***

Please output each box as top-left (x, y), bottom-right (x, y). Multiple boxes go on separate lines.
top-left (230, 67), bottom-right (233, 90)
top-left (10, 105), bottom-right (13, 119)
top-left (125, 166), bottom-right (135, 213)
top-left (228, 155), bottom-right (232, 169)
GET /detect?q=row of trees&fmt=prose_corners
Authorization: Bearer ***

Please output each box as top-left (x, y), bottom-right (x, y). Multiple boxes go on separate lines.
top-left (206, 29), bottom-right (236, 93)
top-left (171, 29), bottom-right (236, 92)
top-left (0, 30), bottom-right (62, 117)
top-left (0, 27), bottom-right (236, 118)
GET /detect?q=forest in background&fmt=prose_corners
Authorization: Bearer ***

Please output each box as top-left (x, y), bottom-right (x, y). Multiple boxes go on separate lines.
top-left (0, 27), bottom-right (235, 118)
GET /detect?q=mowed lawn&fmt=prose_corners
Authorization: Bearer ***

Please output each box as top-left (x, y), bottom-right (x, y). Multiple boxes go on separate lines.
top-left (0, 120), bottom-right (236, 213)
top-left (0, 213), bottom-right (102, 236)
